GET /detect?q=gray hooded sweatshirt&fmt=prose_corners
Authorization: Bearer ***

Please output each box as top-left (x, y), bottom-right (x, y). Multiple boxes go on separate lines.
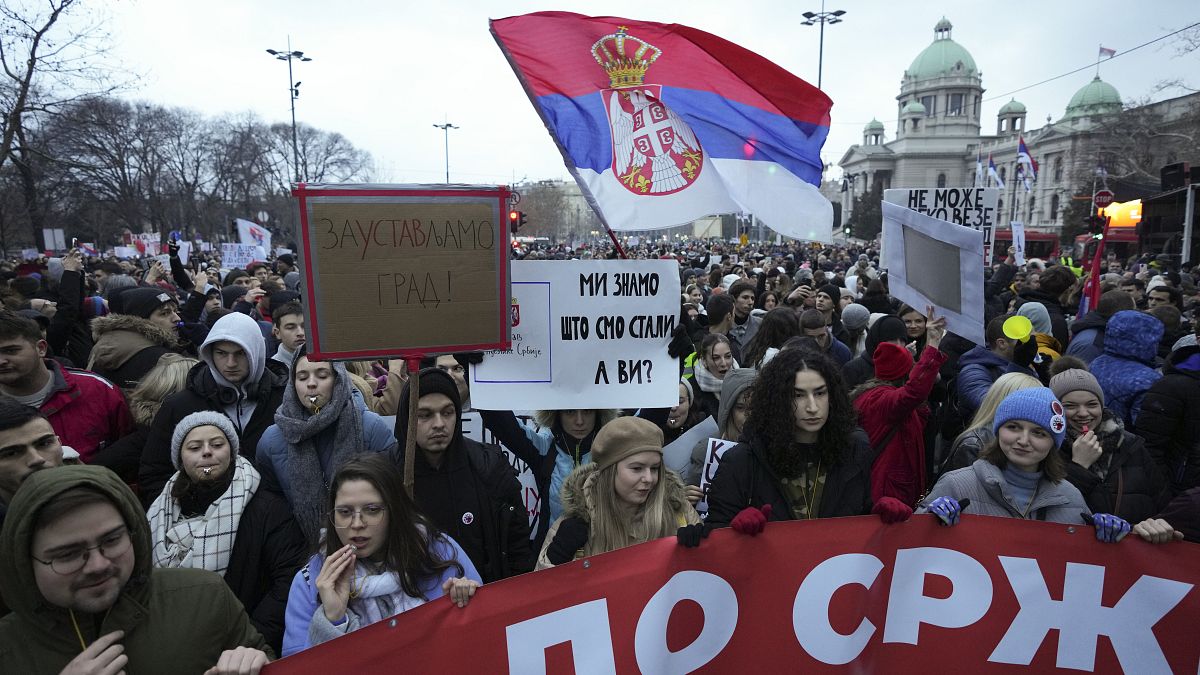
top-left (200, 312), bottom-right (267, 433)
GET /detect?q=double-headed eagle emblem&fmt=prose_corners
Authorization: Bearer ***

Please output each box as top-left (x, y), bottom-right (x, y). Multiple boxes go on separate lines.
top-left (593, 27), bottom-right (703, 195)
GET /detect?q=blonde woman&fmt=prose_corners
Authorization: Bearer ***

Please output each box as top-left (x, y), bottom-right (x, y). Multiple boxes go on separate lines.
top-left (92, 353), bottom-right (198, 487)
top-left (941, 372), bottom-right (1042, 473)
top-left (537, 417), bottom-right (700, 569)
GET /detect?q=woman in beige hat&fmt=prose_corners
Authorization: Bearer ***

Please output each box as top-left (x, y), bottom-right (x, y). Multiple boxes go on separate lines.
top-left (536, 417), bottom-right (699, 569)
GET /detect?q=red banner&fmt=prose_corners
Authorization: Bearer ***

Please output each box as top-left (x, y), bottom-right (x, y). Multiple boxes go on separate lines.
top-left (267, 515), bottom-right (1200, 674)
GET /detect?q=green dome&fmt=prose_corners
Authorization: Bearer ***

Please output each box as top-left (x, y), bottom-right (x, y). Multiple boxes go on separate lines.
top-left (999, 98), bottom-right (1026, 115)
top-left (1064, 76), bottom-right (1122, 119)
top-left (901, 99), bottom-right (926, 115)
top-left (906, 19), bottom-right (977, 80)
top-left (863, 118), bottom-right (885, 132)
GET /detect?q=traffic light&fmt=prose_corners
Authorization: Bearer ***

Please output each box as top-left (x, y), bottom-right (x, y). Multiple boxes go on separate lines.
top-left (843, 226), bottom-right (852, 237)
top-left (1088, 214), bottom-right (1108, 238)
top-left (508, 210), bottom-right (527, 234)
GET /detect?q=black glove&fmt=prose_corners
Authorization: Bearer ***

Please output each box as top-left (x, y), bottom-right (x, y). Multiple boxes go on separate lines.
top-left (546, 517), bottom-right (590, 565)
top-left (1012, 335), bottom-right (1038, 369)
top-left (667, 324), bottom-right (694, 360)
top-left (676, 522), bottom-right (711, 548)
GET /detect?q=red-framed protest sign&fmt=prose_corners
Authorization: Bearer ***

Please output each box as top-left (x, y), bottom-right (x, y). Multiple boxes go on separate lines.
top-left (292, 184), bottom-right (512, 361)
top-left (267, 515), bottom-right (1200, 673)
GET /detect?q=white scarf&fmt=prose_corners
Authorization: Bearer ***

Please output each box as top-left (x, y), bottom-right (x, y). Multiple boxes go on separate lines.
top-left (148, 456), bottom-right (261, 576)
top-left (693, 358), bottom-right (737, 395)
top-left (348, 562), bottom-right (426, 626)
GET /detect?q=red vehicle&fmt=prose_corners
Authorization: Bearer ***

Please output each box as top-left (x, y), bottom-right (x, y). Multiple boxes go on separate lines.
top-left (993, 228), bottom-right (1060, 261)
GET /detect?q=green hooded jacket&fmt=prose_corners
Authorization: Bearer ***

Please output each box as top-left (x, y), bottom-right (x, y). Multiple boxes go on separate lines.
top-left (0, 466), bottom-right (271, 673)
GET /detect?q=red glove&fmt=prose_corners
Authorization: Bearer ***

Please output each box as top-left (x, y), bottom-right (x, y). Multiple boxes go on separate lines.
top-left (730, 504), bottom-right (773, 535)
top-left (872, 497), bottom-right (913, 524)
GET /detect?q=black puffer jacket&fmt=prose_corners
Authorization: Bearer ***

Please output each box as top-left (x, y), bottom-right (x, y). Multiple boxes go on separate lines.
top-left (222, 488), bottom-right (307, 655)
top-left (1136, 345), bottom-right (1200, 496)
top-left (1060, 412), bottom-right (1166, 523)
top-left (705, 429), bottom-right (874, 527)
top-left (138, 359), bottom-right (288, 506)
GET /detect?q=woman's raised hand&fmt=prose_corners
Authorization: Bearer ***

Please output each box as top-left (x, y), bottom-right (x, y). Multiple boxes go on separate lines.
top-left (315, 544), bottom-right (357, 623)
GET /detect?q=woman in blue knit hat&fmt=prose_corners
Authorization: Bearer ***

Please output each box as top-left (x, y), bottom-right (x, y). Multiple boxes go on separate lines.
top-left (917, 388), bottom-right (1132, 543)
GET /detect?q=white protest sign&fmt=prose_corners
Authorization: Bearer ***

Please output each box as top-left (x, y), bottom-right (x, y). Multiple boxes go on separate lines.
top-left (882, 201), bottom-right (985, 345)
top-left (200, 242), bottom-right (212, 252)
top-left (884, 187), bottom-right (998, 264)
top-left (698, 437), bottom-right (738, 513)
top-left (471, 260), bottom-right (680, 410)
top-left (661, 415), bottom-right (718, 476)
top-left (21, 248), bottom-right (39, 260)
top-left (113, 246), bottom-right (137, 259)
top-left (221, 243), bottom-right (260, 269)
top-left (177, 241), bottom-right (192, 263)
top-left (152, 254), bottom-right (170, 270)
top-left (42, 228), bottom-right (66, 251)
top-left (1010, 221), bottom-right (1026, 266)
top-left (275, 247), bottom-right (293, 257)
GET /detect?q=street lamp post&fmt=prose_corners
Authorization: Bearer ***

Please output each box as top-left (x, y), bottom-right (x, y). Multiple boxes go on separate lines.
top-left (266, 37), bottom-right (311, 184)
top-left (801, 1), bottom-right (846, 90)
top-left (433, 122), bottom-right (459, 183)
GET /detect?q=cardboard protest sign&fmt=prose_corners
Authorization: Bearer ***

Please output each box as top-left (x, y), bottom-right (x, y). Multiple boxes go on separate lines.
top-left (1010, 220), bottom-right (1026, 266)
top-left (293, 184), bottom-right (511, 360)
top-left (221, 243), bottom-right (260, 269)
top-left (471, 259), bottom-right (680, 410)
top-left (882, 201), bottom-right (985, 345)
top-left (884, 187), bottom-right (998, 263)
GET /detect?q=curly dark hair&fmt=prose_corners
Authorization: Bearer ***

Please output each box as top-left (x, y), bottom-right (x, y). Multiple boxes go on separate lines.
top-left (741, 307), bottom-right (799, 368)
top-left (745, 348), bottom-right (857, 478)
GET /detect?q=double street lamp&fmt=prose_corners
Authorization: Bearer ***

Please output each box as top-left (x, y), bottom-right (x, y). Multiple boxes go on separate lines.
top-left (266, 39), bottom-right (312, 184)
top-left (802, 2), bottom-right (846, 90)
top-left (433, 122), bottom-right (459, 183)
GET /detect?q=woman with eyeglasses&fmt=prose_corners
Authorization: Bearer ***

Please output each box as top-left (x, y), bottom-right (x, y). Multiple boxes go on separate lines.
top-left (281, 454), bottom-right (482, 656)
top-left (146, 411), bottom-right (307, 654)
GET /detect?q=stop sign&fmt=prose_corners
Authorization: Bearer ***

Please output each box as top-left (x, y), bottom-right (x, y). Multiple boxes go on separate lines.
top-left (1094, 190), bottom-right (1115, 208)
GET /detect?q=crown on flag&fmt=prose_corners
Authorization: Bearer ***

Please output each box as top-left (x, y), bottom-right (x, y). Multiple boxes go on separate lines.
top-left (591, 26), bottom-right (661, 89)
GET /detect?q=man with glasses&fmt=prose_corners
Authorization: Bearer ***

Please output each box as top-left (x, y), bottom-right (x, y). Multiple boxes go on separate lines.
top-left (0, 465), bottom-right (273, 673)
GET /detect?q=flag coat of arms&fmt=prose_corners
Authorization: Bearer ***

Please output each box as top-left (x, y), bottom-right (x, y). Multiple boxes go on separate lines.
top-left (491, 12), bottom-right (834, 241)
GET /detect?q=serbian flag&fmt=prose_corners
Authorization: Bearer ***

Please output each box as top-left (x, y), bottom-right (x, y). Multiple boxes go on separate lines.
top-left (236, 218), bottom-right (272, 253)
top-left (1077, 218), bottom-right (1110, 318)
top-left (987, 154), bottom-right (1004, 189)
top-left (78, 242), bottom-right (99, 256)
top-left (491, 12), bottom-right (834, 242)
top-left (1017, 135), bottom-right (1038, 179)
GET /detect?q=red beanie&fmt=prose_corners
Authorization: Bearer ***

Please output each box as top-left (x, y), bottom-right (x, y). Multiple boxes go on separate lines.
top-left (873, 342), bottom-right (913, 381)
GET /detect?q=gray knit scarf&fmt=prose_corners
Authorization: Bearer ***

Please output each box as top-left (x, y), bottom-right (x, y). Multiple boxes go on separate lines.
top-left (275, 362), bottom-right (365, 545)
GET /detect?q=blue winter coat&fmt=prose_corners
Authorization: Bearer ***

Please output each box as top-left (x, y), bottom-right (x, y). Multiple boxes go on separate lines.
top-left (281, 535), bottom-right (479, 656)
top-left (955, 345), bottom-right (1034, 416)
top-left (256, 410), bottom-right (398, 508)
top-left (1090, 310), bottom-right (1164, 426)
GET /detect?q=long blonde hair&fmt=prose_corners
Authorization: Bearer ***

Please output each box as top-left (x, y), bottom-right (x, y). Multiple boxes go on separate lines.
top-left (956, 372), bottom-right (1042, 442)
top-left (129, 354), bottom-right (199, 426)
top-left (585, 461), bottom-right (678, 556)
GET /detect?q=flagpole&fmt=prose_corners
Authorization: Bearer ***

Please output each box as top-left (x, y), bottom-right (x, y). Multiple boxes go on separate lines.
top-left (1096, 43), bottom-right (1100, 76)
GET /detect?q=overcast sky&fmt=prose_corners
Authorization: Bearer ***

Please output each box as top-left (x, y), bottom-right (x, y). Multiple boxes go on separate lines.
top-left (97, 0), bottom-right (1199, 186)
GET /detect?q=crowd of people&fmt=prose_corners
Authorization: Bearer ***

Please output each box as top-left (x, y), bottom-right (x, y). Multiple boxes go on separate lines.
top-left (0, 235), bottom-right (1196, 672)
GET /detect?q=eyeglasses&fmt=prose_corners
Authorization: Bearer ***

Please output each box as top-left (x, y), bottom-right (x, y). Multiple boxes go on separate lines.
top-left (331, 504), bottom-right (387, 528)
top-left (32, 528), bottom-right (131, 576)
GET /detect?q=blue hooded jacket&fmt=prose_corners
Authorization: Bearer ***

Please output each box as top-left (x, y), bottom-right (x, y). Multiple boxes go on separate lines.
top-left (955, 345), bottom-right (1034, 416)
top-left (1090, 310), bottom-right (1164, 425)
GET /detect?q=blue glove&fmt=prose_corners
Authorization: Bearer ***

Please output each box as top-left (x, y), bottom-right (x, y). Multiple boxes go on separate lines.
top-left (928, 496), bottom-right (970, 526)
top-left (1083, 512), bottom-right (1131, 543)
